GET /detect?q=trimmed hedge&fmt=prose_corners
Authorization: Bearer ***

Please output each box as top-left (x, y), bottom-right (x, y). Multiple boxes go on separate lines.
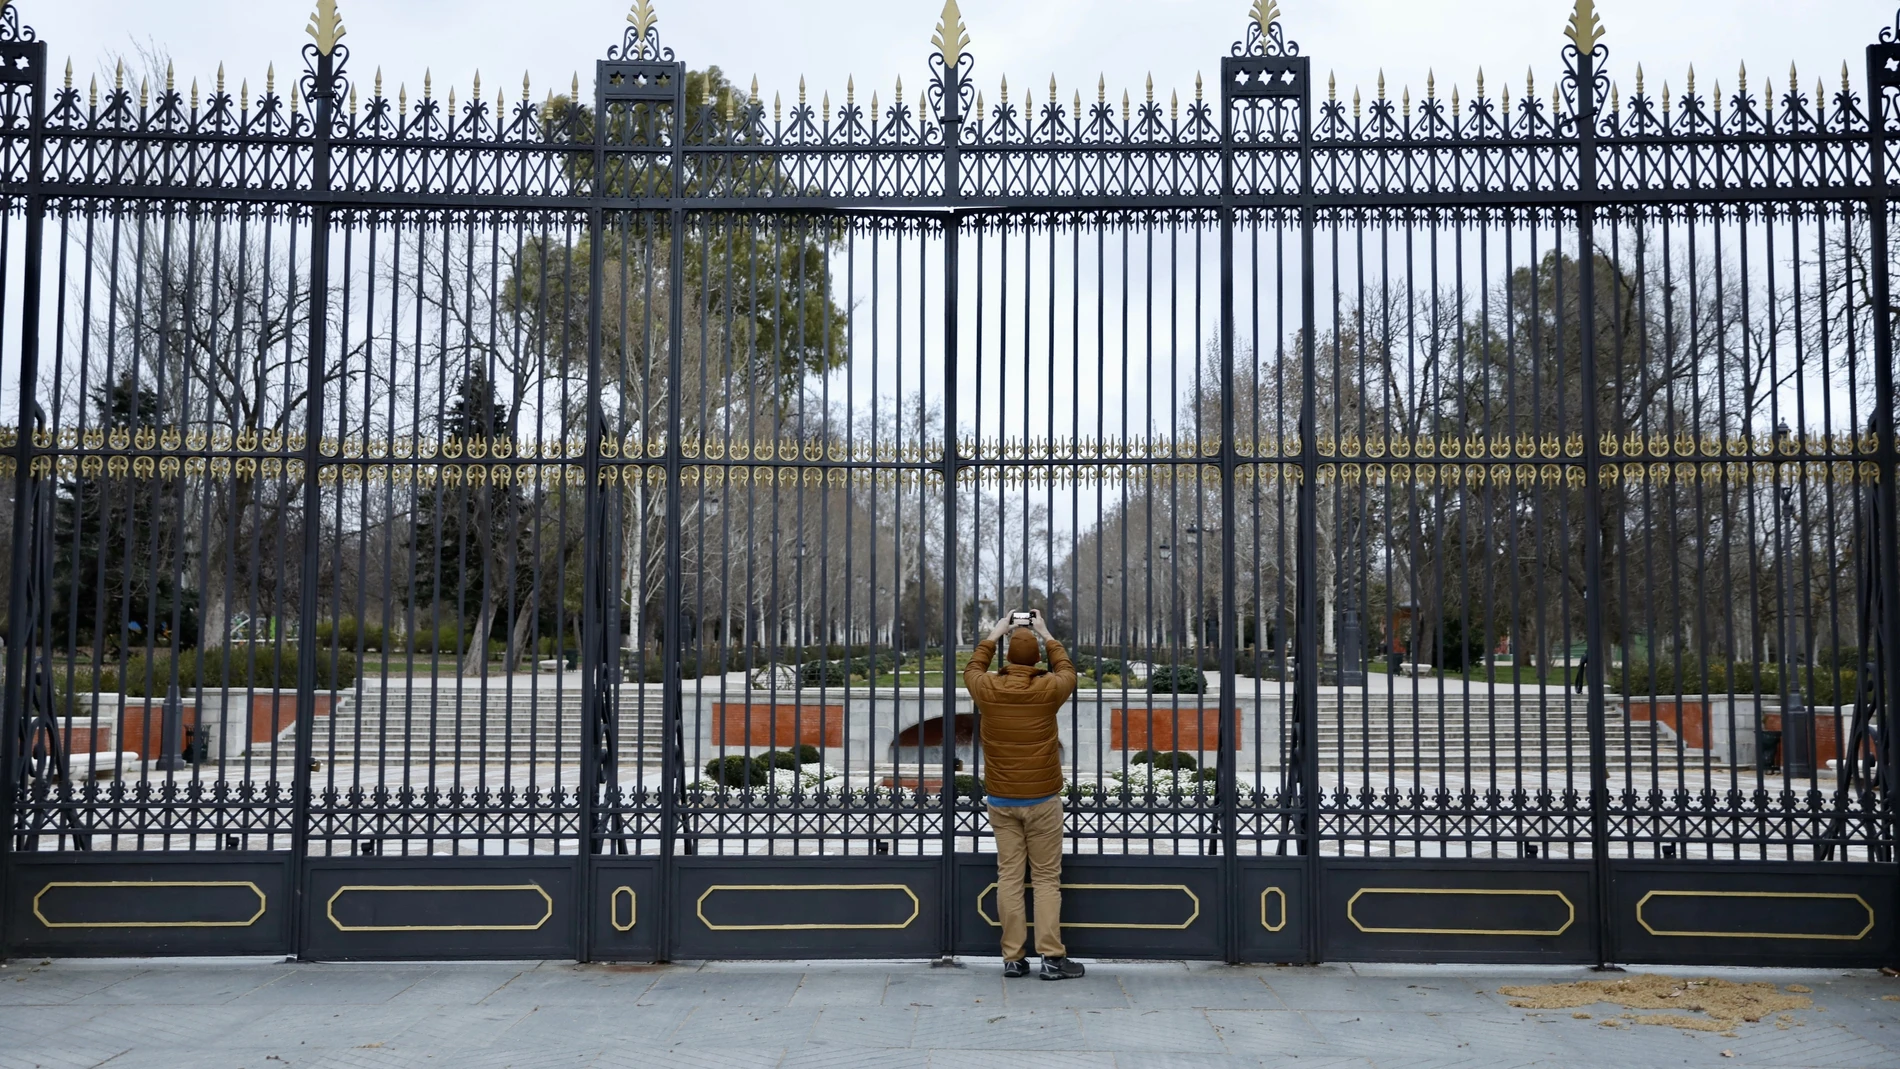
top-left (1131, 749), bottom-right (1199, 771)
top-left (1146, 665), bottom-right (1207, 694)
top-left (120, 646), bottom-right (358, 696)
top-left (1612, 657), bottom-right (1861, 706)
top-left (703, 754), bottom-right (771, 786)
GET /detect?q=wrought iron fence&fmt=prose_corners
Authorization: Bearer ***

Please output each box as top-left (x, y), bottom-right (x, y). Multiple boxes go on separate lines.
top-left (0, 0), bottom-right (1896, 964)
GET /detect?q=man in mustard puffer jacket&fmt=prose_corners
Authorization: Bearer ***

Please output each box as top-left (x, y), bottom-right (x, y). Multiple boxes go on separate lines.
top-left (965, 608), bottom-right (1082, 980)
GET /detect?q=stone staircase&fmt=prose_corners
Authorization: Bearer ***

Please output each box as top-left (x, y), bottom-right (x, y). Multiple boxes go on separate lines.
top-left (308, 684), bottom-right (670, 765)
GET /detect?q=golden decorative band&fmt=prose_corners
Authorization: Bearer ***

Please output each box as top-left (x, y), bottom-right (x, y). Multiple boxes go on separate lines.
top-left (325, 883), bottom-right (555, 933)
top-left (975, 882), bottom-right (1202, 930)
top-left (1634, 890), bottom-right (1875, 941)
top-left (32, 880), bottom-right (266, 929)
top-left (695, 883), bottom-right (921, 932)
top-left (1345, 887), bottom-right (1576, 937)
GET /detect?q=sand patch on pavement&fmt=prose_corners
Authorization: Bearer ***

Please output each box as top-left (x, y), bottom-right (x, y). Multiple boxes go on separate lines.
top-left (1499, 975), bottom-right (1811, 1032)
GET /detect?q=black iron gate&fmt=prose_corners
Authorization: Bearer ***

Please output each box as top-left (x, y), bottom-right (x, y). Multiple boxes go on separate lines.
top-left (1, 0), bottom-right (1898, 966)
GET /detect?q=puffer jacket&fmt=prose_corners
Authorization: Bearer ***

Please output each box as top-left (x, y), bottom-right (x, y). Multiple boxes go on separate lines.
top-left (964, 638), bottom-right (1078, 799)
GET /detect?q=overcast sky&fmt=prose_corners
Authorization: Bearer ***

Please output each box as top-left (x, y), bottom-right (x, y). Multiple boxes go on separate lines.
top-left (25, 0), bottom-right (1898, 120)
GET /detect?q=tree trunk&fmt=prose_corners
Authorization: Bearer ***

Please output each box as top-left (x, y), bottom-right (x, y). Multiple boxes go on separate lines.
top-left (501, 599), bottom-right (536, 675)
top-left (460, 595), bottom-right (497, 677)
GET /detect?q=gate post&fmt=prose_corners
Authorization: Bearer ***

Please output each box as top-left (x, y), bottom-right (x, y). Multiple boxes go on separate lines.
top-left (1867, 23), bottom-right (1900, 947)
top-left (932, 4), bottom-right (968, 963)
top-left (1563, 10), bottom-right (1616, 970)
top-left (285, 25), bottom-right (343, 962)
top-left (0, 6), bottom-right (46, 957)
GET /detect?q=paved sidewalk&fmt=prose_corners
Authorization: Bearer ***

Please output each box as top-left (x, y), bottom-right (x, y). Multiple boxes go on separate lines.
top-left (0, 957), bottom-right (1896, 1069)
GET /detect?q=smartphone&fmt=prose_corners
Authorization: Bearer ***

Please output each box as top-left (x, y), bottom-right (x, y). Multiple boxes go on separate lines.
top-left (1010, 612), bottom-right (1033, 625)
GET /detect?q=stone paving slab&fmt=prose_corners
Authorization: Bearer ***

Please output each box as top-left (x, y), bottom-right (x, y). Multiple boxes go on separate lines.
top-left (0, 957), bottom-right (1894, 1068)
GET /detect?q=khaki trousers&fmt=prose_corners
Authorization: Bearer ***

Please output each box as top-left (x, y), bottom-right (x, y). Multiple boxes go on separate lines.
top-left (987, 797), bottom-right (1066, 960)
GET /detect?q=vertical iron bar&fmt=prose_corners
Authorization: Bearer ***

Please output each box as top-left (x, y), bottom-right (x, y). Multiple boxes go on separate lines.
top-left (288, 47), bottom-right (336, 961)
top-left (1572, 47), bottom-right (1616, 968)
top-left (1294, 57), bottom-right (1322, 964)
top-left (938, 62), bottom-right (964, 964)
top-left (660, 202), bottom-right (689, 957)
top-left (1865, 42), bottom-right (1900, 895)
top-left (0, 34), bottom-right (46, 949)
top-left (1216, 54), bottom-right (1241, 964)
top-left (575, 63), bottom-right (609, 964)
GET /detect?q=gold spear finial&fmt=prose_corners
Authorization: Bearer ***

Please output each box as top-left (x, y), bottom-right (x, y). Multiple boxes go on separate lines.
top-left (1050, 73), bottom-right (1057, 105)
top-left (265, 62), bottom-right (273, 97)
top-left (975, 88), bottom-right (985, 117)
top-left (63, 58), bottom-right (70, 91)
top-left (774, 90), bottom-right (780, 125)
top-left (749, 75), bottom-right (758, 104)
top-left (1635, 64), bottom-right (1643, 97)
top-left (472, 70), bottom-right (480, 100)
top-left (1354, 86), bottom-right (1361, 120)
top-left (626, 0), bottom-right (658, 45)
top-left (1476, 67), bottom-right (1484, 100)
top-left (191, 78), bottom-right (198, 111)
top-left (933, 0), bottom-right (970, 71)
top-left (1427, 69), bottom-right (1435, 100)
top-left (822, 89), bottom-right (829, 119)
top-left (306, 0), bottom-right (347, 56)
top-left (166, 60), bottom-right (174, 94)
top-left (89, 75), bottom-right (97, 111)
top-left (1377, 69), bottom-right (1385, 100)
top-left (347, 83), bottom-right (356, 114)
top-left (799, 75), bottom-right (806, 107)
top-left (1195, 71), bottom-right (1203, 102)
top-left (399, 83), bottom-right (407, 113)
top-left (239, 77), bottom-right (247, 110)
top-left (1403, 86), bottom-right (1410, 116)
top-left (1000, 72), bottom-right (1007, 101)
top-left (847, 74), bottom-right (854, 107)
top-left (521, 71), bottom-right (529, 102)
top-left (139, 77), bottom-right (148, 111)
top-left (115, 58), bottom-right (123, 92)
top-left (218, 62), bottom-right (225, 96)
top-left (1662, 80), bottom-right (1669, 113)
top-left (1171, 88), bottom-right (1178, 124)
top-left (895, 74), bottom-right (902, 103)
top-left (1844, 61), bottom-right (1851, 95)
top-left (1098, 74), bottom-right (1105, 105)
top-left (1146, 73), bottom-right (1153, 104)
top-left (1328, 70), bottom-right (1335, 102)
top-left (424, 69), bottom-right (432, 99)
top-left (571, 71), bottom-right (578, 100)
top-left (870, 89), bottom-right (879, 117)
top-left (1526, 67), bottom-right (1534, 102)
top-left (1073, 88), bottom-right (1080, 119)
top-left (1565, 0), bottom-right (1603, 55)
top-left (1789, 61), bottom-right (1797, 94)
top-left (1121, 88), bottom-right (1129, 123)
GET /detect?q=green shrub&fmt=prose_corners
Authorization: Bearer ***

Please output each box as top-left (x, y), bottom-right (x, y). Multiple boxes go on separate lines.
top-left (405, 623), bottom-right (467, 655)
top-left (315, 616), bottom-right (395, 653)
top-left (953, 773), bottom-right (986, 798)
top-left (120, 646), bottom-right (358, 696)
top-left (1193, 766), bottom-right (1221, 783)
top-left (1612, 657), bottom-right (1859, 706)
top-left (1130, 749), bottom-right (1199, 771)
top-left (703, 754), bottom-right (771, 786)
top-left (800, 659), bottom-right (851, 686)
top-left (1147, 665), bottom-right (1207, 694)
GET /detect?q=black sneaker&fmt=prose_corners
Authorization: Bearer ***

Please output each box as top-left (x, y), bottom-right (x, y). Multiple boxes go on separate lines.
top-left (1002, 959), bottom-right (1030, 978)
top-left (1039, 956), bottom-right (1085, 981)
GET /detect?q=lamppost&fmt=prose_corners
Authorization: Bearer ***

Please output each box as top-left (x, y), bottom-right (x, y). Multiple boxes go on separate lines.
top-left (1774, 424), bottom-right (1813, 778)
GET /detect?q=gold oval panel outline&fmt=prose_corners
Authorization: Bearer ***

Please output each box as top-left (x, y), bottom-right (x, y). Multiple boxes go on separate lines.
top-left (326, 884), bottom-right (554, 933)
top-left (696, 883), bottom-right (921, 932)
top-left (1635, 890), bottom-right (1876, 941)
top-left (1346, 888), bottom-right (1576, 937)
top-left (976, 883), bottom-right (1202, 930)
top-left (1260, 886), bottom-right (1288, 932)
top-left (611, 886), bottom-right (637, 933)
top-left (33, 880), bottom-right (266, 929)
